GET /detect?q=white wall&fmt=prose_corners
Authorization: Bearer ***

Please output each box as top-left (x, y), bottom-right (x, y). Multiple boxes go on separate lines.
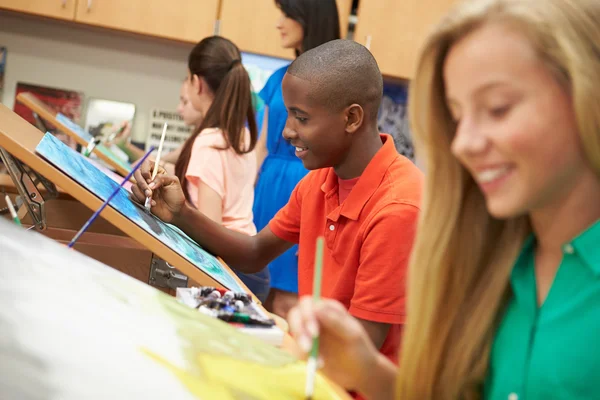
top-left (0, 12), bottom-right (193, 143)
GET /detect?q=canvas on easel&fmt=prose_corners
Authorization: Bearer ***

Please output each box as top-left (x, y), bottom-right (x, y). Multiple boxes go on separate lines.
top-left (16, 91), bottom-right (132, 177)
top-left (0, 103), bottom-right (250, 296)
top-left (36, 132), bottom-right (246, 293)
top-left (0, 219), bottom-right (350, 400)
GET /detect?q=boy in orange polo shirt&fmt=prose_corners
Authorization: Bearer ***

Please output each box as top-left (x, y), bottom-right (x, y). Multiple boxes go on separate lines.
top-left (132, 39), bottom-right (423, 366)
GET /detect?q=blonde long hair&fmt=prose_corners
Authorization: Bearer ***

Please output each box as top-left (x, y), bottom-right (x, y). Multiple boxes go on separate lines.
top-left (397, 0), bottom-right (600, 398)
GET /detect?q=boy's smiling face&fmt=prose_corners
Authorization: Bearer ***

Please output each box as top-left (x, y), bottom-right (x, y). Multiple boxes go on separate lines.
top-left (281, 73), bottom-right (352, 170)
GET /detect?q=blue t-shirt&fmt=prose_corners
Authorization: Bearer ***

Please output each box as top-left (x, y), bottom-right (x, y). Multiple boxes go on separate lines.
top-left (259, 65), bottom-right (298, 160)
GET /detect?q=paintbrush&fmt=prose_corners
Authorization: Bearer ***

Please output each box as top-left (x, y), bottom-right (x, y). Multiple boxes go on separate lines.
top-left (305, 236), bottom-right (325, 400)
top-left (2, 188), bottom-right (21, 226)
top-left (67, 146), bottom-right (155, 248)
top-left (145, 122), bottom-right (168, 211)
top-left (105, 123), bottom-right (127, 144)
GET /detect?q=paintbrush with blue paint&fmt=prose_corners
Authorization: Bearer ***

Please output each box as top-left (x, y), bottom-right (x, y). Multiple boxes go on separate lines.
top-left (67, 146), bottom-right (155, 248)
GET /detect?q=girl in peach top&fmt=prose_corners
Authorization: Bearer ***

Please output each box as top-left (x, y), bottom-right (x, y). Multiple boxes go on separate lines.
top-left (174, 36), bottom-right (270, 301)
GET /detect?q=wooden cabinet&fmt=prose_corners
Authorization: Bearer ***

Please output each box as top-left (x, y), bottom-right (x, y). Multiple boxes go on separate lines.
top-left (74, 0), bottom-right (220, 43)
top-left (354, 0), bottom-right (458, 79)
top-left (219, 0), bottom-right (353, 60)
top-left (0, 0), bottom-right (76, 20)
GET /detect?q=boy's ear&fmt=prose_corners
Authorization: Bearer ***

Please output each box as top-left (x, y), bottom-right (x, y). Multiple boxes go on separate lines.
top-left (345, 104), bottom-right (364, 134)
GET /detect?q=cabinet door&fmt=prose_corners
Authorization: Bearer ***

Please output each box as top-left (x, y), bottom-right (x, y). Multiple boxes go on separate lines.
top-left (74, 0), bottom-right (219, 43)
top-left (354, 0), bottom-right (457, 79)
top-left (219, 0), bottom-right (353, 60)
top-left (0, 0), bottom-right (76, 20)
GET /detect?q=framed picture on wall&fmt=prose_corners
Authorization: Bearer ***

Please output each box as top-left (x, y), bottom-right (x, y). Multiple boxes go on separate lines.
top-left (83, 98), bottom-right (136, 140)
top-left (13, 82), bottom-right (84, 149)
top-left (0, 47), bottom-right (6, 91)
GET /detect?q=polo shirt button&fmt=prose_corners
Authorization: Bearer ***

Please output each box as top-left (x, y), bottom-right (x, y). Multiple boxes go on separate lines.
top-left (508, 393), bottom-right (518, 400)
top-left (563, 243), bottom-right (574, 254)
top-left (329, 224), bottom-right (335, 231)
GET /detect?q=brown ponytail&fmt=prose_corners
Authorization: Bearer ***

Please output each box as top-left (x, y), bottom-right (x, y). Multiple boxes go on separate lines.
top-left (175, 36), bottom-right (258, 202)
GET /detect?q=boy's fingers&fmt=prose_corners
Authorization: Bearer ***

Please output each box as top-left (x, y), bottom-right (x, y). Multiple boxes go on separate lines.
top-left (151, 174), bottom-right (176, 190)
top-left (139, 159), bottom-right (153, 181)
top-left (130, 184), bottom-right (146, 203)
top-left (134, 168), bottom-right (150, 192)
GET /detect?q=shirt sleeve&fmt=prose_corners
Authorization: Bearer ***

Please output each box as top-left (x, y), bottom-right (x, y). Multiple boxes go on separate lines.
top-left (185, 136), bottom-right (225, 201)
top-left (267, 174), bottom-right (310, 244)
top-left (349, 203), bottom-right (420, 325)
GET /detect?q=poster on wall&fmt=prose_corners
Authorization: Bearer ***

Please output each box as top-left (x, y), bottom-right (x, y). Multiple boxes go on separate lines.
top-left (83, 98), bottom-right (136, 140)
top-left (0, 47), bottom-right (6, 91)
top-left (13, 82), bottom-right (84, 149)
top-left (378, 82), bottom-right (414, 161)
top-left (145, 108), bottom-right (194, 154)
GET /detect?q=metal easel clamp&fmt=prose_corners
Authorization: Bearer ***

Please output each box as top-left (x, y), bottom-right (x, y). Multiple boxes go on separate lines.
top-left (149, 254), bottom-right (189, 289)
top-left (0, 147), bottom-right (57, 230)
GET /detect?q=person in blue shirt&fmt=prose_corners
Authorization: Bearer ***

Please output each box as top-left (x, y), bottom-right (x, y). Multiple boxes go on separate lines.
top-left (254, 0), bottom-right (341, 317)
top-left (286, 0), bottom-right (600, 399)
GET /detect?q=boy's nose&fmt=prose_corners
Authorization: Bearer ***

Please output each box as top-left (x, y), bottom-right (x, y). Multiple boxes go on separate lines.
top-left (282, 126), bottom-right (297, 141)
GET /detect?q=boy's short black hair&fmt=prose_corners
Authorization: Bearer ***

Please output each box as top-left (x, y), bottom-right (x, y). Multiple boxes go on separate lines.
top-left (275, 0), bottom-right (340, 55)
top-left (287, 39), bottom-right (383, 121)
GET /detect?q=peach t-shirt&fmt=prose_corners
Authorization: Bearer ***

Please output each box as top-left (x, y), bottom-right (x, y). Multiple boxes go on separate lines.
top-left (185, 127), bottom-right (257, 235)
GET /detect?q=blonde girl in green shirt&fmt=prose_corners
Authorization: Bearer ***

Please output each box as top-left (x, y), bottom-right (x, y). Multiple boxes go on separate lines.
top-left (287, 0), bottom-right (600, 399)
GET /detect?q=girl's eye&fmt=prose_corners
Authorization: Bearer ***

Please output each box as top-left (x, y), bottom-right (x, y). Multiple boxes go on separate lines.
top-left (489, 105), bottom-right (511, 119)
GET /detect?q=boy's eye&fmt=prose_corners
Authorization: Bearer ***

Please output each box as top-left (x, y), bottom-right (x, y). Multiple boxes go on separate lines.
top-left (296, 116), bottom-right (308, 123)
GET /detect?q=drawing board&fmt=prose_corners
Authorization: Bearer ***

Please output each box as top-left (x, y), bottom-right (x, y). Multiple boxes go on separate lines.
top-left (0, 219), bottom-right (349, 400)
top-left (36, 133), bottom-right (245, 292)
top-left (0, 103), bottom-right (251, 295)
top-left (16, 92), bottom-right (132, 176)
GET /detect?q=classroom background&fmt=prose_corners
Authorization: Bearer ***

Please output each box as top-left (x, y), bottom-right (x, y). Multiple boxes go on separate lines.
top-left (0, 0), bottom-right (450, 163)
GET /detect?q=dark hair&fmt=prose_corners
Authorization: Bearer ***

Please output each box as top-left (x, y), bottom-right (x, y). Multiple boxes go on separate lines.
top-left (275, 0), bottom-right (341, 56)
top-left (175, 36), bottom-right (257, 202)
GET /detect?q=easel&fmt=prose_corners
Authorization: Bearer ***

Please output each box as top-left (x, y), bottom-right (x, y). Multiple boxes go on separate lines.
top-left (16, 91), bottom-right (131, 177)
top-left (0, 147), bottom-right (57, 230)
top-left (0, 103), bottom-right (251, 298)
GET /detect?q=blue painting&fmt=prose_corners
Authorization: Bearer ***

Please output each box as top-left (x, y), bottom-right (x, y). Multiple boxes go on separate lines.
top-left (56, 112), bottom-right (132, 173)
top-left (36, 133), bottom-right (246, 293)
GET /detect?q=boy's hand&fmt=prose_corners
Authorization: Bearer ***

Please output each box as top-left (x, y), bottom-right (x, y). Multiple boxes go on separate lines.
top-left (288, 297), bottom-right (382, 392)
top-left (131, 159), bottom-right (185, 223)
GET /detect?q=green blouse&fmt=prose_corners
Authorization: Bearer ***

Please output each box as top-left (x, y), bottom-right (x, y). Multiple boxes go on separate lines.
top-left (485, 219), bottom-right (600, 400)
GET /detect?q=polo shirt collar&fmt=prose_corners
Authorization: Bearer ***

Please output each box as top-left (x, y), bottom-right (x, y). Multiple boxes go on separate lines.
top-left (571, 218), bottom-right (600, 276)
top-left (320, 134), bottom-right (398, 221)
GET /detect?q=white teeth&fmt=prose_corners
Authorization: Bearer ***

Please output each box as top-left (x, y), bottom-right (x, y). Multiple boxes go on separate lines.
top-left (477, 166), bottom-right (510, 183)
top-left (295, 147), bottom-right (307, 152)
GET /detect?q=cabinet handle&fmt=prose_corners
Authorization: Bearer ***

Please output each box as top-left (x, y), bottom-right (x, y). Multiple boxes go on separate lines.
top-left (87, 0), bottom-right (93, 12)
top-left (365, 35), bottom-right (372, 51)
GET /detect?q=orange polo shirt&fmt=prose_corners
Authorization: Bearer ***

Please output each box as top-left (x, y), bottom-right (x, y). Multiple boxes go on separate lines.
top-left (269, 133), bottom-right (423, 363)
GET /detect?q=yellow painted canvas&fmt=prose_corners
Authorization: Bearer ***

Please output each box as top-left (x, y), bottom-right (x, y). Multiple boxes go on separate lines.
top-left (0, 218), bottom-right (349, 400)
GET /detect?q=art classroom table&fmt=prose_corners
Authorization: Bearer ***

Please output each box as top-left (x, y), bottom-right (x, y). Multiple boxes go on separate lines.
top-left (0, 218), bottom-right (352, 400)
